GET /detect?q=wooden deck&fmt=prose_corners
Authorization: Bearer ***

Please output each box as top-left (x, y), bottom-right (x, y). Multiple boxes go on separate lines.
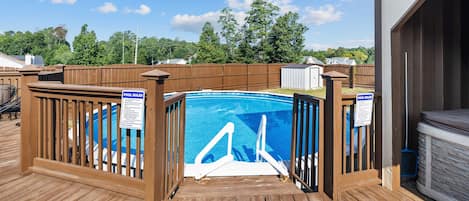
top-left (0, 118), bottom-right (424, 201)
top-left (0, 119), bottom-right (142, 201)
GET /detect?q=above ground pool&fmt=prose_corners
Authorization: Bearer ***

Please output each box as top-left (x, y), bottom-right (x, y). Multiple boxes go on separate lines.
top-left (86, 91), bottom-right (361, 165)
top-left (185, 92), bottom-right (293, 164)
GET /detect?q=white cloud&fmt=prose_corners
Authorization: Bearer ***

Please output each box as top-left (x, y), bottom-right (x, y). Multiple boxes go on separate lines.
top-left (227, 0), bottom-right (298, 14)
top-left (272, 0), bottom-right (299, 14)
top-left (171, 11), bottom-right (246, 33)
top-left (226, 0), bottom-right (253, 10)
top-left (51, 0), bottom-right (76, 5)
top-left (125, 4), bottom-right (151, 15)
top-left (97, 2), bottom-right (117, 14)
top-left (135, 4), bottom-right (151, 15)
top-left (303, 4), bottom-right (342, 25)
top-left (172, 12), bottom-right (221, 33)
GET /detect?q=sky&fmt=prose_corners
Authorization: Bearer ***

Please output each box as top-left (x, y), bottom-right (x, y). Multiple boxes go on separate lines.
top-left (0, 0), bottom-right (374, 50)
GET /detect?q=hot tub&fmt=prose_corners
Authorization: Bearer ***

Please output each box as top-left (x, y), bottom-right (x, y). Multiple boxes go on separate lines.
top-left (417, 109), bottom-right (469, 201)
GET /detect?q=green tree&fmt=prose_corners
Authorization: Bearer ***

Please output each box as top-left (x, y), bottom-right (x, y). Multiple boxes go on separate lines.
top-left (244, 0), bottom-right (279, 63)
top-left (267, 12), bottom-right (308, 63)
top-left (72, 24), bottom-right (100, 65)
top-left (50, 44), bottom-right (73, 64)
top-left (106, 31), bottom-right (137, 64)
top-left (351, 50), bottom-right (368, 64)
top-left (218, 7), bottom-right (240, 63)
top-left (236, 25), bottom-right (256, 63)
top-left (195, 22), bottom-right (225, 63)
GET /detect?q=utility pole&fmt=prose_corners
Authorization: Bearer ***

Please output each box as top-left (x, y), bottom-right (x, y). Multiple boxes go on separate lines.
top-left (122, 32), bottom-right (125, 64)
top-left (134, 29), bottom-right (139, 64)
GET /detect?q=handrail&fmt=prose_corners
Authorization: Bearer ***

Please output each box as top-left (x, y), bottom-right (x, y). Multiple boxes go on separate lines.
top-left (194, 122), bottom-right (235, 179)
top-left (255, 115), bottom-right (288, 176)
top-left (195, 122), bottom-right (234, 164)
top-left (256, 115), bottom-right (267, 162)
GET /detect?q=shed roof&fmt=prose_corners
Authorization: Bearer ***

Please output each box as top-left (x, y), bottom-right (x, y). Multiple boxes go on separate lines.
top-left (282, 64), bottom-right (319, 68)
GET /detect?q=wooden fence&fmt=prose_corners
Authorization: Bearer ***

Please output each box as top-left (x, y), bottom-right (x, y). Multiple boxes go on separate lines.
top-left (290, 71), bottom-right (382, 199)
top-left (62, 64), bottom-right (375, 91)
top-left (62, 64), bottom-right (283, 92)
top-left (323, 64), bottom-right (375, 88)
top-left (20, 67), bottom-right (185, 200)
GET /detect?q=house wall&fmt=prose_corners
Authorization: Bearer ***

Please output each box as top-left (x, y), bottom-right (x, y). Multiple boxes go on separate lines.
top-left (398, 0), bottom-right (465, 160)
top-left (0, 57), bottom-right (23, 68)
top-left (380, 0), bottom-right (418, 190)
top-left (382, 0), bottom-right (468, 190)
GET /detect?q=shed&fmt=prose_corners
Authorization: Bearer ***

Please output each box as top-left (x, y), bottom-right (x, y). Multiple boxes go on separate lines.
top-left (281, 64), bottom-right (324, 90)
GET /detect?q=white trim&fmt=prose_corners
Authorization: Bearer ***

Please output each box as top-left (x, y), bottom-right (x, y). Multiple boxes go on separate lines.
top-left (416, 182), bottom-right (458, 201)
top-left (417, 123), bottom-right (469, 147)
top-left (170, 90), bottom-right (294, 98)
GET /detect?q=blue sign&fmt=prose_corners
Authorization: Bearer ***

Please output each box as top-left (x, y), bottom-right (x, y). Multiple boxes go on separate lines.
top-left (122, 91), bottom-right (145, 99)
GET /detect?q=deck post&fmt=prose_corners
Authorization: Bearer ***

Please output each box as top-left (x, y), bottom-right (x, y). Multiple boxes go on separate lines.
top-left (322, 71), bottom-right (348, 199)
top-left (19, 66), bottom-right (42, 175)
top-left (349, 65), bottom-right (355, 88)
top-left (141, 69), bottom-right (170, 201)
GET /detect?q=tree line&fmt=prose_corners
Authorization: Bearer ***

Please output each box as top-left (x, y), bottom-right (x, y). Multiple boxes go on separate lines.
top-left (196, 0), bottom-right (307, 64)
top-left (0, 0), bottom-right (374, 66)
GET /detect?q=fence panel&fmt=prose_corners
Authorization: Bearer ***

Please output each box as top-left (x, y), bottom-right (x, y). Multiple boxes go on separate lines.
top-left (62, 64), bottom-right (284, 92)
top-left (354, 65), bottom-right (375, 88)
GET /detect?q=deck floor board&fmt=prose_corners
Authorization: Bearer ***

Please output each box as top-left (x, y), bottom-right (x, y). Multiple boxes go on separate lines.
top-left (0, 119), bottom-right (423, 201)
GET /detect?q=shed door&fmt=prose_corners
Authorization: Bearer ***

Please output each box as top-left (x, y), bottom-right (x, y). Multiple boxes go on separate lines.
top-left (310, 68), bottom-right (319, 89)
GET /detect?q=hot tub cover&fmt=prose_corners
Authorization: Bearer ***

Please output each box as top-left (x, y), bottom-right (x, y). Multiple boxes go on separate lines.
top-left (421, 109), bottom-right (469, 136)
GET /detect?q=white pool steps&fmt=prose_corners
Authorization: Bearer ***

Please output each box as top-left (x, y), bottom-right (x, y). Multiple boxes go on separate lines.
top-left (188, 115), bottom-right (289, 179)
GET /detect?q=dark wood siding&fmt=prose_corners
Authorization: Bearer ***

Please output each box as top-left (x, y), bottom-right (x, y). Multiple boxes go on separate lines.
top-left (397, 0), bottom-right (466, 150)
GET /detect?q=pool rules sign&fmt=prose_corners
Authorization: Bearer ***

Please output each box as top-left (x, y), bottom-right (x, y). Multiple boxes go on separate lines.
top-left (120, 90), bottom-right (145, 130)
top-left (354, 93), bottom-right (374, 127)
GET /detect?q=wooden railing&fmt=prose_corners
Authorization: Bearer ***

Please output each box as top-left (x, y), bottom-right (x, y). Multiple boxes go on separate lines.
top-left (0, 72), bottom-right (21, 119)
top-left (20, 67), bottom-right (184, 200)
top-left (291, 71), bottom-right (382, 200)
top-left (25, 82), bottom-right (146, 197)
top-left (290, 94), bottom-right (324, 193)
top-left (322, 71), bottom-right (382, 199)
top-left (162, 92), bottom-right (186, 199)
top-left (340, 94), bottom-right (380, 176)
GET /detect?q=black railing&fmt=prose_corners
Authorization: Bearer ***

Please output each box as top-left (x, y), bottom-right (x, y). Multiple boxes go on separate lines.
top-left (290, 93), bottom-right (324, 193)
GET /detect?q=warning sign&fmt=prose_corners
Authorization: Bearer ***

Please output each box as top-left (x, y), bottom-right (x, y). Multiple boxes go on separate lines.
top-left (354, 93), bottom-right (374, 127)
top-left (120, 90), bottom-right (145, 130)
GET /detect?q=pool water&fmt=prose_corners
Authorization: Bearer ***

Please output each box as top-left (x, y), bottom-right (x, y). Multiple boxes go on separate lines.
top-left (85, 92), bottom-right (362, 164)
top-left (185, 92), bottom-right (293, 163)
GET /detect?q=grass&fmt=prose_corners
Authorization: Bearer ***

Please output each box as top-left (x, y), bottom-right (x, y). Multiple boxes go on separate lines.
top-left (263, 87), bottom-right (374, 99)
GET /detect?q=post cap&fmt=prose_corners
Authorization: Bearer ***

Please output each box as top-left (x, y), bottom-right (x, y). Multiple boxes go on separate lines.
top-left (141, 69), bottom-right (170, 81)
top-left (18, 65), bottom-right (42, 75)
top-left (321, 71), bottom-right (348, 80)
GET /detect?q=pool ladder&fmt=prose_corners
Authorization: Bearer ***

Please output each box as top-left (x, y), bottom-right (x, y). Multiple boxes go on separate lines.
top-left (255, 115), bottom-right (289, 177)
top-left (194, 122), bottom-right (235, 180)
top-left (193, 115), bottom-right (288, 179)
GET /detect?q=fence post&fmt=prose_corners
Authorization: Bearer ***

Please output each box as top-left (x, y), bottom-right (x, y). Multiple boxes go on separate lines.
top-left (322, 71), bottom-right (348, 199)
top-left (19, 66), bottom-right (42, 175)
top-left (349, 65), bottom-right (355, 88)
top-left (141, 69), bottom-right (170, 201)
